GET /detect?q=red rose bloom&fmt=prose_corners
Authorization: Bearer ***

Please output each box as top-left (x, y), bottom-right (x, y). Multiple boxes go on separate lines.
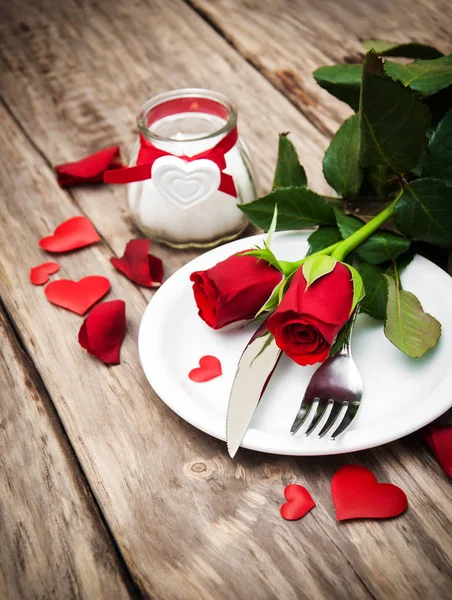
top-left (267, 261), bottom-right (353, 366)
top-left (190, 253), bottom-right (283, 330)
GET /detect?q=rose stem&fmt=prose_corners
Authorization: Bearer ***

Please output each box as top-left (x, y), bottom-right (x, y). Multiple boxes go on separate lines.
top-left (331, 190), bottom-right (403, 262)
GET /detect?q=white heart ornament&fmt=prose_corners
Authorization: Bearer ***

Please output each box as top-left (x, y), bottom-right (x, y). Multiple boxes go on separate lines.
top-left (152, 156), bottom-right (221, 210)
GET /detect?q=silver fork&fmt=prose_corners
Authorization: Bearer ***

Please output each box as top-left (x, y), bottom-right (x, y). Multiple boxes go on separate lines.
top-left (290, 309), bottom-right (363, 439)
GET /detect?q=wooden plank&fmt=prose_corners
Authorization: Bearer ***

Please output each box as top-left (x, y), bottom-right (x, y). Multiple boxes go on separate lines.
top-left (0, 1), bottom-right (451, 598)
top-left (189, 0), bottom-right (452, 135)
top-left (0, 308), bottom-right (134, 600)
top-left (0, 0), bottom-right (331, 285)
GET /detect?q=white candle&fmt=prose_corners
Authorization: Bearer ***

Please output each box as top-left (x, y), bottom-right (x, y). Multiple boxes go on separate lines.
top-left (127, 111), bottom-right (256, 248)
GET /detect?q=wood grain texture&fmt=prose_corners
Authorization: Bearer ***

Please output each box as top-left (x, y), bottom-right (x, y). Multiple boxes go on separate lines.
top-left (0, 0), bottom-right (451, 598)
top-left (0, 308), bottom-right (134, 600)
top-left (189, 0), bottom-right (452, 136)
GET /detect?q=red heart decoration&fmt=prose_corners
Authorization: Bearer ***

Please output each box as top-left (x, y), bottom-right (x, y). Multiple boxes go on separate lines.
top-left (45, 276), bottom-right (110, 315)
top-left (39, 216), bottom-right (100, 253)
top-left (78, 300), bottom-right (126, 365)
top-left (423, 423), bottom-right (452, 479)
top-left (111, 239), bottom-right (163, 288)
top-left (280, 484), bottom-right (316, 521)
top-left (189, 355), bottom-right (222, 382)
top-left (55, 146), bottom-right (124, 186)
top-left (331, 465), bottom-right (408, 521)
top-left (30, 262), bottom-right (60, 285)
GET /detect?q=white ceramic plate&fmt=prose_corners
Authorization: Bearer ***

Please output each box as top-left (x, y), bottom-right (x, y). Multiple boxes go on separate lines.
top-left (139, 232), bottom-right (452, 455)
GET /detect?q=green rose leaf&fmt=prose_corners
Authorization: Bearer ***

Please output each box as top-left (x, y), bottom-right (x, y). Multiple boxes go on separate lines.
top-left (422, 108), bottom-right (452, 182)
top-left (360, 165), bottom-right (391, 201)
top-left (358, 263), bottom-right (388, 321)
top-left (308, 226), bottom-right (343, 254)
top-left (313, 64), bottom-right (362, 111)
top-left (273, 134), bottom-right (307, 189)
top-left (363, 39), bottom-right (443, 59)
top-left (335, 211), bottom-right (411, 264)
top-left (323, 114), bottom-right (362, 198)
top-left (256, 277), bottom-right (288, 317)
top-left (384, 54), bottom-right (452, 97)
top-left (302, 255), bottom-right (337, 288)
top-left (384, 274), bottom-right (441, 358)
top-left (239, 187), bottom-right (337, 231)
top-left (394, 178), bottom-right (452, 246)
top-left (360, 52), bottom-right (430, 173)
top-left (344, 264), bottom-right (365, 312)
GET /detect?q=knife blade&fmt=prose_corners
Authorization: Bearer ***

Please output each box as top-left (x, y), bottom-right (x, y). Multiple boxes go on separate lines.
top-left (226, 321), bottom-right (282, 458)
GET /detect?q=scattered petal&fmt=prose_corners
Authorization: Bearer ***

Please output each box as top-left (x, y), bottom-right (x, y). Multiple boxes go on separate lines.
top-left (111, 239), bottom-right (163, 287)
top-left (78, 300), bottom-right (126, 365)
top-left (45, 276), bottom-right (110, 315)
top-left (280, 484), bottom-right (316, 521)
top-left (39, 216), bottom-right (101, 253)
top-left (55, 146), bottom-right (124, 186)
top-left (188, 355), bottom-right (222, 382)
top-left (423, 418), bottom-right (452, 479)
top-left (30, 262), bottom-right (60, 285)
top-left (331, 465), bottom-right (408, 521)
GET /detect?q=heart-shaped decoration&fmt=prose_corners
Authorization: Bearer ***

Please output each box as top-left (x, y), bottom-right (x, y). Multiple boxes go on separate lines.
top-left (30, 262), bottom-right (60, 285)
top-left (152, 156), bottom-right (221, 210)
top-left (45, 276), bottom-right (110, 315)
top-left (331, 465), bottom-right (408, 521)
top-left (189, 355), bottom-right (222, 382)
top-left (280, 484), bottom-right (316, 521)
top-left (39, 216), bottom-right (100, 253)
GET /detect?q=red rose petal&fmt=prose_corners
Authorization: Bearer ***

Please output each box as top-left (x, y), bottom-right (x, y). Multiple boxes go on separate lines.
top-left (111, 239), bottom-right (163, 288)
top-left (280, 484), bottom-right (316, 521)
top-left (78, 300), bottom-right (126, 365)
top-left (55, 146), bottom-right (124, 186)
top-left (331, 465), bottom-right (408, 521)
top-left (45, 276), bottom-right (110, 315)
top-left (189, 355), bottom-right (222, 382)
top-left (30, 262), bottom-right (60, 285)
top-left (39, 216), bottom-right (101, 253)
top-left (423, 422), bottom-right (452, 479)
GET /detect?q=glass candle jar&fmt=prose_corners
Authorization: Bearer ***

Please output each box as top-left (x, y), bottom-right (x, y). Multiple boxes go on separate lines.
top-left (127, 89), bottom-right (257, 248)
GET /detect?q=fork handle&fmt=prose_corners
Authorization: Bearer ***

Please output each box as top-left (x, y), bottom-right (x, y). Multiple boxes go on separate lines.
top-left (337, 307), bottom-right (359, 357)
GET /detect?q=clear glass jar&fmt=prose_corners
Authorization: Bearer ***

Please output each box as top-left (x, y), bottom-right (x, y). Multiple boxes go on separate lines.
top-left (127, 89), bottom-right (257, 248)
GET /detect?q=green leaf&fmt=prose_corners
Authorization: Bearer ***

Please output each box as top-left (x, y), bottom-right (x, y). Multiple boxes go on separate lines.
top-left (385, 54), bottom-right (452, 97)
top-left (335, 211), bottom-right (411, 264)
top-left (359, 52), bottom-right (430, 173)
top-left (239, 187), bottom-right (337, 231)
top-left (240, 246), bottom-right (281, 271)
top-left (266, 204), bottom-right (278, 247)
top-left (323, 114), bottom-right (362, 198)
top-left (302, 255), bottom-right (337, 287)
top-left (359, 165), bottom-right (392, 201)
top-left (394, 178), bottom-right (452, 246)
top-left (363, 39), bottom-right (443, 59)
top-left (272, 134), bottom-right (307, 189)
top-left (422, 108), bottom-right (452, 182)
top-left (308, 226), bottom-right (343, 254)
top-left (384, 274), bottom-right (441, 358)
top-left (357, 263), bottom-right (388, 320)
top-left (256, 277), bottom-right (287, 316)
top-left (345, 264), bottom-right (365, 312)
top-left (313, 64), bottom-right (362, 111)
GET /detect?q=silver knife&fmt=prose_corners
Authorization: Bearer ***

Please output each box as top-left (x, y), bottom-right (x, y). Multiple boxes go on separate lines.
top-left (226, 321), bottom-right (282, 458)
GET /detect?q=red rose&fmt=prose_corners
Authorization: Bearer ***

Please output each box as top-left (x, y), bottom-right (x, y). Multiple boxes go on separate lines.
top-left (267, 261), bottom-right (353, 366)
top-left (190, 253), bottom-right (283, 330)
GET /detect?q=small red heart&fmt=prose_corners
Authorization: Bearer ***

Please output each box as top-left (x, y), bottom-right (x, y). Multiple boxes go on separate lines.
top-left (189, 355), bottom-right (222, 382)
top-left (45, 276), bottom-right (110, 315)
top-left (39, 216), bottom-right (100, 253)
top-left (30, 262), bottom-right (60, 285)
top-left (280, 484), bottom-right (316, 521)
top-left (331, 465), bottom-right (408, 521)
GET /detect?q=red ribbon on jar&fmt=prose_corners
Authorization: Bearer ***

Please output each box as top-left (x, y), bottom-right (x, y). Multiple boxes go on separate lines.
top-left (104, 126), bottom-right (238, 197)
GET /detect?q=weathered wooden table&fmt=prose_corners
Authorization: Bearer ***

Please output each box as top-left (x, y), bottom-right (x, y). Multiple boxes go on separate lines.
top-left (1, 1), bottom-right (451, 598)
